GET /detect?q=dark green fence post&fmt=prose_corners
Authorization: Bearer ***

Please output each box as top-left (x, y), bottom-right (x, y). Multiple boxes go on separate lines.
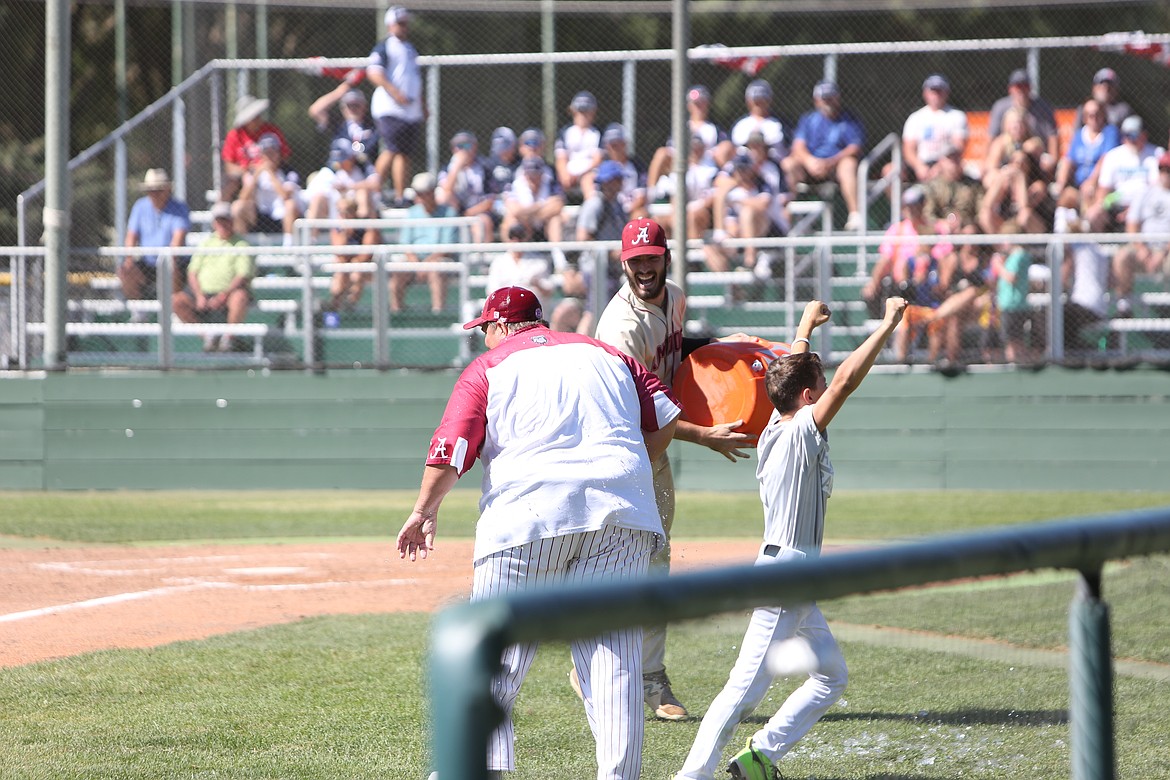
top-left (1069, 569), bottom-right (1114, 780)
top-left (430, 600), bottom-right (508, 780)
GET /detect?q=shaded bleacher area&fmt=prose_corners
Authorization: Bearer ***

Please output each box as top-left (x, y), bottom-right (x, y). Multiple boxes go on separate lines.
top-left (52, 191), bottom-right (1170, 372)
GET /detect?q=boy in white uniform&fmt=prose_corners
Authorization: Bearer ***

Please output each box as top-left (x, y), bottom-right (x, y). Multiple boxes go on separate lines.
top-left (675, 295), bottom-right (906, 780)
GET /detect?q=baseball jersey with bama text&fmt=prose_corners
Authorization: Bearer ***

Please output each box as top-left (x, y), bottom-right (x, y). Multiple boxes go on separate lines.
top-left (426, 325), bottom-right (681, 561)
top-left (594, 279), bottom-right (687, 386)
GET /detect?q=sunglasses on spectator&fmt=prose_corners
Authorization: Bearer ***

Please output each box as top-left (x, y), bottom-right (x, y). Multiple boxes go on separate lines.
top-left (523, 139), bottom-right (541, 147)
top-left (455, 142), bottom-right (473, 150)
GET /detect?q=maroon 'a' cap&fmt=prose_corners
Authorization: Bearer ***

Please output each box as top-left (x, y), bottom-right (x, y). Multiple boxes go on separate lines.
top-left (620, 218), bottom-right (669, 262)
top-left (463, 286), bottom-right (543, 330)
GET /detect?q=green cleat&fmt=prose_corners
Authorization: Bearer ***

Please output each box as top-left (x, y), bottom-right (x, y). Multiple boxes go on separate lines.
top-left (727, 738), bottom-right (781, 780)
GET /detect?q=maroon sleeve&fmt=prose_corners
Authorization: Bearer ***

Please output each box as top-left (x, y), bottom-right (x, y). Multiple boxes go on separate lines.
top-left (424, 360), bottom-right (489, 477)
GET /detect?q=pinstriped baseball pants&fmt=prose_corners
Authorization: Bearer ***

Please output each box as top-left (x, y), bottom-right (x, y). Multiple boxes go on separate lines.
top-left (472, 526), bottom-right (656, 780)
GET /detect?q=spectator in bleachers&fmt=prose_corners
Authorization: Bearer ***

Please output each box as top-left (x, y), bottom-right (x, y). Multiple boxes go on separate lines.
top-left (390, 172), bottom-right (457, 314)
top-left (1054, 98), bottom-right (1119, 207)
top-left (988, 69), bottom-right (1058, 177)
top-left (1112, 152), bottom-right (1170, 316)
top-left (303, 138), bottom-right (380, 242)
top-left (482, 127), bottom-right (521, 238)
top-left (486, 223), bottom-right (557, 318)
top-left (781, 80), bottom-right (866, 231)
top-left (729, 79), bottom-right (787, 163)
top-left (862, 186), bottom-right (952, 360)
top-left (924, 144), bottom-right (984, 234)
top-left (221, 95), bottom-right (292, 202)
top-left (172, 201), bottom-right (254, 352)
top-left (555, 91), bottom-right (604, 203)
top-left (327, 196), bottom-right (377, 313)
top-left (517, 126), bottom-right (547, 163)
top-left (366, 6), bottom-right (423, 208)
top-left (646, 84), bottom-right (732, 201)
top-left (719, 148), bottom-right (791, 278)
top-left (979, 108), bottom-right (1053, 235)
top-left (710, 131), bottom-right (788, 272)
top-left (981, 106), bottom-right (1040, 189)
top-left (1075, 68), bottom-right (1133, 129)
top-left (308, 84), bottom-right (379, 171)
top-left (437, 131), bottom-right (495, 243)
top-left (1055, 196), bottom-right (1112, 354)
top-left (932, 241), bottom-right (995, 367)
top-left (232, 132), bottom-right (302, 246)
top-left (575, 159), bottom-right (630, 299)
top-left (502, 155), bottom-right (566, 248)
top-left (1086, 115), bottom-right (1165, 233)
top-left (652, 134), bottom-right (721, 266)
top-left (990, 222), bottom-right (1037, 363)
top-left (897, 74), bottom-right (968, 186)
top-left (599, 123), bottom-right (649, 220)
top-left (121, 168), bottom-right (191, 303)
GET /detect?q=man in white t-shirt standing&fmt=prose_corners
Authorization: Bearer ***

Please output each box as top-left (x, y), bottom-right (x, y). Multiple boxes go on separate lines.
top-left (397, 286), bottom-right (681, 780)
top-left (366, 6), bottom-right (423, 207)
top-left (896, 73), bottom-right (968, 184)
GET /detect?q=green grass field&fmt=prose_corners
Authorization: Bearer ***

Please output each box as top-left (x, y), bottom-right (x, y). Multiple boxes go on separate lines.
top-left (2, 490), bottom-right (1169, 779)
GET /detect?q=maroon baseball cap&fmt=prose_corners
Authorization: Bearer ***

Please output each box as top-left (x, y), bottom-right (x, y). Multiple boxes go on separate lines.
top-left (621, 218), bottom-right (669, 262)
top-left (463, 286), bottom-right (543, 330)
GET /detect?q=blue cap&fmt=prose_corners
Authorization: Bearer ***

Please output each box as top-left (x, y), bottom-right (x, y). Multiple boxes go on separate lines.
top-left (813, 80), bottom-right (840, 100)
top-left (595, 159), bottom-right (624, 184)
top-left (745, 79), bottom-right (772, 101)
top-left (570, 91), bottom-right (597, 112)
top-left (732, 152), bottom-right (754, 170)
top-left (490, 126), bottom-right (516, 154)
top-left (329, 138), bottom-right (356, 165)
top-left (602, 123), bottom-right (626, 146)
top-left (922, 73), bottom-right (949, 91)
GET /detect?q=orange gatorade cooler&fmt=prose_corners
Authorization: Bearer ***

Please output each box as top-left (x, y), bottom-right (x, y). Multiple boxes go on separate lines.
top-left (674, 337), bottom-right (790, 440)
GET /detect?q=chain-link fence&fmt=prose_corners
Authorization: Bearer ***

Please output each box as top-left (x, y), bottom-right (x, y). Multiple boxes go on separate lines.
top-left (4, 2), bottom-right (1170, 370)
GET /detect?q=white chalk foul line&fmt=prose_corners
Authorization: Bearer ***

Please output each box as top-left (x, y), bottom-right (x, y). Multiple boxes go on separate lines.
top-left (0, 578), bottom-right (418, 624)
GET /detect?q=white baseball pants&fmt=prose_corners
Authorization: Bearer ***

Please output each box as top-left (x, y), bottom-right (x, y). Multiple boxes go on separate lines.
top-left (676, 549), bottom-right (848, 780)
top-left (472, 526), bottom-right (656, 780)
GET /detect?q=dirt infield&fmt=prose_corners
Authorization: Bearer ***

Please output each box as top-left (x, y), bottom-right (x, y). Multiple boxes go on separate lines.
top-left (0, 539), bottom-right (760, 668)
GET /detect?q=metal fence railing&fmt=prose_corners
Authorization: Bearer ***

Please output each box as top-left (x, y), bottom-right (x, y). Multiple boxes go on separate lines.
top-left (430, 507), bottom-right (1170, 780)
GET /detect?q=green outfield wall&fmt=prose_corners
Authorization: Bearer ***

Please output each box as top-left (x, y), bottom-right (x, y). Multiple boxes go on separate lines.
top-left (0, 368), bottom-right (1167, 491)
